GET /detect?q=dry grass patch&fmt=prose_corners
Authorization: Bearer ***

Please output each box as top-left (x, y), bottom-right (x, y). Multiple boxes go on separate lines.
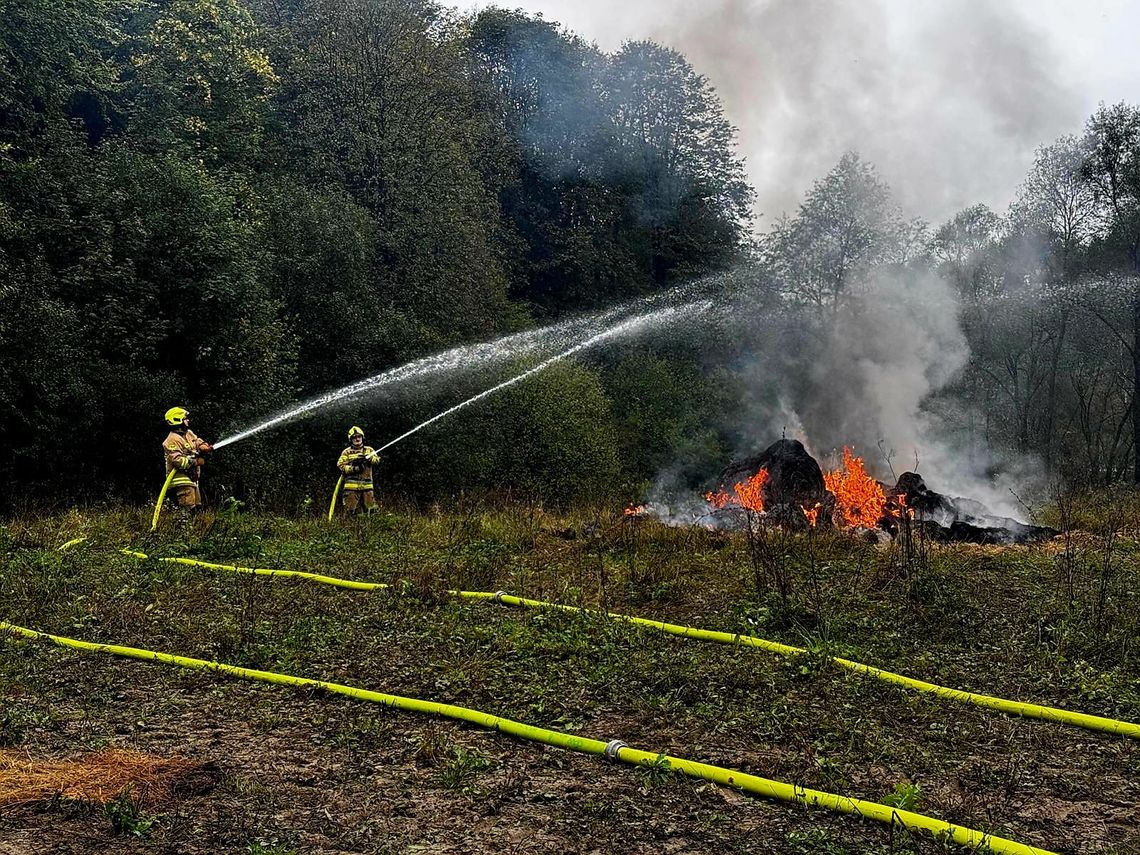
top-left (0, 748), bottom-right (206, 809)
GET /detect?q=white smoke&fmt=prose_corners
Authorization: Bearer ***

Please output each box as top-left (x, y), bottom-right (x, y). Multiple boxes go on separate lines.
top-left (805, 268), bottom-right (969, 462)
top-left (707, 0), bottom-right (1084, 225)
top-left (462, 0), bottom-right (1098, 227)
top-left (648, 263), bottom-right (1038, 522)
top-left (789, 267), bottom-right (1033, 519)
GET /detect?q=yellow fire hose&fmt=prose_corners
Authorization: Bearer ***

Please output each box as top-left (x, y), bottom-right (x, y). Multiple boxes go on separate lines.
top-left (121, 550), bottom-right (388, 592)
top-left (493, 593), bottom-right (1140, 741)
top-left (327, 475), bottom-right (344, 522)
top-left (120, 549), bottom-right (1140, 742)
top-left (0, 620), bottom-right (1055, 855)
top-left (150, 469), bottom-right (177, 532)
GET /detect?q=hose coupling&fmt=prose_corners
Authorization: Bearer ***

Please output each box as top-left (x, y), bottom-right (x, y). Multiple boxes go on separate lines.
top-left (492, 590), bottom-right (508, 604)
top-left (603, 739), bottom-right (626, 762)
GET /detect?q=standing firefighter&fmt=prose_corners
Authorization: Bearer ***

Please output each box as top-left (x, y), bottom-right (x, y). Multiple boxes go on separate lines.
top-left (337, 426), bottom-right (380, 514)
top-left (162, 406), bottom-right (213, 511)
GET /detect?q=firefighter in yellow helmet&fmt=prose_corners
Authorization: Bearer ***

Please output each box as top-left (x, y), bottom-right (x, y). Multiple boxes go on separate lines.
top-left (162, 406), bottom-right (213, 510)
top-left (337, 426), bottom-right (380, 514)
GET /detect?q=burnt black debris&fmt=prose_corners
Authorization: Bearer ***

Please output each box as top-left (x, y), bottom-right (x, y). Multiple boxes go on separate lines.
top-left (890, 471), bottom-right (1056, 544)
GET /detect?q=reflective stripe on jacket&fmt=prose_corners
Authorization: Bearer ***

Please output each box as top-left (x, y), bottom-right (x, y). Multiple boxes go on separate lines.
top-left (338, 445), bottom-right (378, 491)
top-left (164, 429), bottom-right (207, 488)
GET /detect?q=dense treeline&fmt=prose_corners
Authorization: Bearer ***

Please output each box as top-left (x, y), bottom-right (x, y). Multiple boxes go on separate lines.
top-left (0, 0), bottom-right (749, 508)
top-left (3, 0), bottom-right (1139, 511)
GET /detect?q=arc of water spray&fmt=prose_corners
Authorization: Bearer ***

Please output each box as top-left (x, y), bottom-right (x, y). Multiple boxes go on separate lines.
top-left (213, 283), bottom-right (716, 450)
top-left (213, 307), bottom-right (629, 450)
top-left (374, 301), bottom-right (712, 454)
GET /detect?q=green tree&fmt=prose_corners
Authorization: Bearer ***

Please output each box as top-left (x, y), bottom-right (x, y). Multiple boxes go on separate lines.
top-left (1080, 103), bottom-right (1140, 480)
top-left (0, 0), bottom-right (126, 153)
top-left (255, 180), bottom-right (387, 391)
top-left (608, 41), bottom-right (752, 245)
top-left (1014, 135), bottom-right (1103, 269)
top-left (128, 0), bottom-right (277, 164)
top-left (764, 152), bottom-right (918, 315)
top-left (931, 204), bottom-right (1002, 303)
top-left (465, 9), bottom-right (644, 312)
top-left (388, 360), bottom-right (623, 504)
top-left (260, 0), bottom-right (514, 347)
top-left (601, 350), bottom-right (724, 484)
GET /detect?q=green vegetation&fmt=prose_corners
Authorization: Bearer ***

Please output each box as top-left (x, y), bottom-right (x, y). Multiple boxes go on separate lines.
top-left (436, 746), bottom-right (493, 793)
top-left (0, 0), bottom-right (747, 509)
top-left (103, 790), bottom-right (155, 838)
top-left (246, 843), bottom-right (297, 855)
top-left (1, 503), bottom-right (1137, 852)
top-left (881, 781), bottom-right (923, 812)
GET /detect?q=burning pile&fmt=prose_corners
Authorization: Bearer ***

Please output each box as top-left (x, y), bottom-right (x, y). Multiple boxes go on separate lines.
top-left (710, 439), bottom-right (836, 528)
top-left (703, 439), bottom-right (1055, 544)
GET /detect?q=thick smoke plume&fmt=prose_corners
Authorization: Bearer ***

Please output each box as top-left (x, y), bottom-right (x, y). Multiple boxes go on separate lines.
top-left (650, 0), bottom-right (1083, 224)
top-left (769, 270), bottom-right (968, 463)
top-left (745, 271), bottom-right (1032, 516)
top-left (507, 0), bottom-right (1084, 225)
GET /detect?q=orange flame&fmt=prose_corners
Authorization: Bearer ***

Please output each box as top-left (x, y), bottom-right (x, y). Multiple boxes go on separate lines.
top-left (802, 503), bottom-right (821, 527)
top-left (624, 504), bottom-right (649, 517)
top-left (887, 493), bottom-right (916, 520)
top-left (704, 489), bottom-right (732, 509)
top-left (823, 447), bottom-right (885, 528)
top-left (706, 468), bottom-right (770, 514)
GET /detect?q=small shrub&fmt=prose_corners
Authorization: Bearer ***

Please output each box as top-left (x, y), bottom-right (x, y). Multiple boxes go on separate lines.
top-left (104, 790), bottom-right (154, 837)
top-left (636, 752), bottom-right (673, 786)
top-left (881, 780), bottom-right (923, 811)
top-left (436, 746), bottom-right (491, 792)
top-left (413, 726), bottom-right (450, 767)
top-left (247, 842), bottom-right (297, 855)
top-left (0, 704), bottom-right (53, 747)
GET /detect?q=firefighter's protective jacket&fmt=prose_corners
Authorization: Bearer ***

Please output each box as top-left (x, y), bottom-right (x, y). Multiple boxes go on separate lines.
top-left (338, 446), bottom-right (379, 491)
top-left (164, 429), bottom-right (209, 488)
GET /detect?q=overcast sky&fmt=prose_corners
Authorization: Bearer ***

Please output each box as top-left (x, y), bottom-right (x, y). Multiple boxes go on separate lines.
top-left (453, 0), bottom-right (1140, 228)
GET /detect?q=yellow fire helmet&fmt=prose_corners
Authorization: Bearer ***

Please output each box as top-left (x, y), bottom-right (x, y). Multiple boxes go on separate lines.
top-left (165, 406), bottom-right (189, 426)
top-left (347, 425), bottom-right (365, 439)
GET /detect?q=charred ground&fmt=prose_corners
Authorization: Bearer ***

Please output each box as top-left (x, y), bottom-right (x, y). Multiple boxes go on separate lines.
top-left (1, 499), bottom-right (1139, 854)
